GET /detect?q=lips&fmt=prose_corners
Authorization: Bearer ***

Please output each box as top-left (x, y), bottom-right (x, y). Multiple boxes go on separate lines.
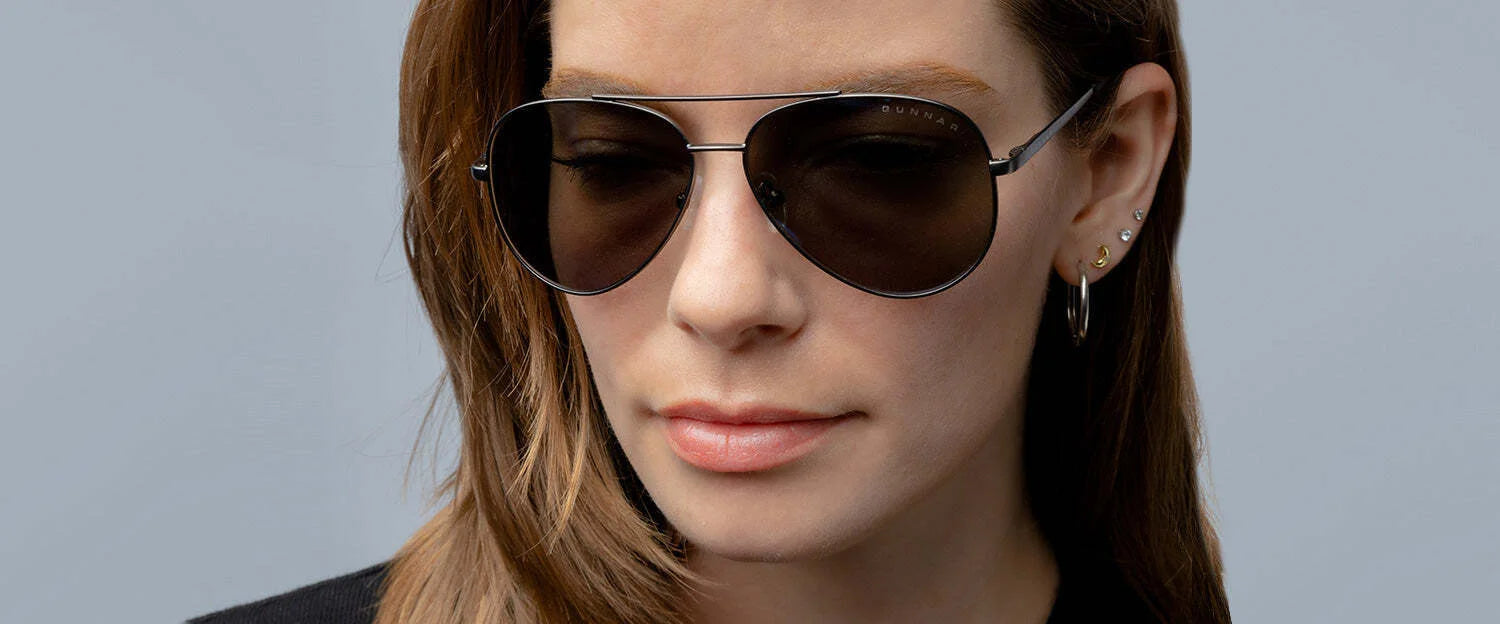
top-left (658, 400), bottom-right (857, 472)
top-left (658, 400), bottom-right (851, 424)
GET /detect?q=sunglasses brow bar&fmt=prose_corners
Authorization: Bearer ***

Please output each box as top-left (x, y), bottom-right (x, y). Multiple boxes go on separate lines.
top-left (470, 78), bottom-right (1109, 182)
top-left (592, 90), bottom-right (842, 102)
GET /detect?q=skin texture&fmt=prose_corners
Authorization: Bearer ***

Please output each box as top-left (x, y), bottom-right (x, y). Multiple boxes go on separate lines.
top-left (547, 1), bottom-right (1178, 621)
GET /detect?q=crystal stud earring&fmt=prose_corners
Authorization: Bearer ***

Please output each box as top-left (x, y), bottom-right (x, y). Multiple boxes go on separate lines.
top-left (1133, 209), bottom-right (1145, 222)
top-left (1119, 229), bottom-right (1132, 242)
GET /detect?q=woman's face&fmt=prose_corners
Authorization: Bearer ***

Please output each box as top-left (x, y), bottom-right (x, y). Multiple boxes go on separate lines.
top-left (551, 0), bottom-right (1089, 561)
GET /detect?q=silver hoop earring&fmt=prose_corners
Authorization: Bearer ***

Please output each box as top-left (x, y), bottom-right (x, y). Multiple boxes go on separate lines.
top-left (1066, 262), bottom-right (1090, 346)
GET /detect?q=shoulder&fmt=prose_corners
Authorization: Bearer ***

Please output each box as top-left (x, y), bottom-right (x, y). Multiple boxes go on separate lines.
top-left (185, 560), bottom-right (390, 624)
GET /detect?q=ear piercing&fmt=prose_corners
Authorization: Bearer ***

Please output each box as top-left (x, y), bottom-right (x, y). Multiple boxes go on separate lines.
top-left (1067, 261), bottom-right (1090, 345)
top-left (1080, 209), bottom-right (1143, 275)
top-left (1106, 210), bottom-right (1143, 258)
top-left (1122, 209), bottom-right (1145, 242)
top-left (1067, 210), bottom-right (1145, 346)
top-left (1091, 244), bottom-right (1111, 268)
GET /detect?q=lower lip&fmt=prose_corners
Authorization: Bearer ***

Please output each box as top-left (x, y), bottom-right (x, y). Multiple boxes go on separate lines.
top-left (663, 414), bottom-right (853, 473)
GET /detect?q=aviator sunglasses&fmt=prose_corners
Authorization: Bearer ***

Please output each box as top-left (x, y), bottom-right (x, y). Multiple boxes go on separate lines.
top-left (470, 77), bottom-right (1110, 298)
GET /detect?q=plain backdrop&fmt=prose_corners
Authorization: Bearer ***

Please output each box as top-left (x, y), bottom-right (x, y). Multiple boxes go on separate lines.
top-left (1, 2), bottom-right (1495, 622)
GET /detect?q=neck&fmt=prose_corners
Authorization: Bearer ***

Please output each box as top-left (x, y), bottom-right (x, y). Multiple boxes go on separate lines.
top-left (683, 412), bottom-right (1059, 624)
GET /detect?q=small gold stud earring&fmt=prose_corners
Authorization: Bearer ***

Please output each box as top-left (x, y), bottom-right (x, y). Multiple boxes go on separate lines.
top-left (1091, 244), bottom-right (1111, 269)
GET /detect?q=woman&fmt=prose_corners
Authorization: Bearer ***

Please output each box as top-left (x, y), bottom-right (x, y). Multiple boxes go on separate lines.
top-left (191, 0), bottom-right (1228, 622)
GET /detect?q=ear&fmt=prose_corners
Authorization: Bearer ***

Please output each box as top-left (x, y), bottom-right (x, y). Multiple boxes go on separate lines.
top-left (1052, 62), bottom-right (1178, 286)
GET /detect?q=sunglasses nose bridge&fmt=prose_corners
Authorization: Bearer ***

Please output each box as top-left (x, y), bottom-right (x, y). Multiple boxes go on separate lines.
top-left (684, 142), bottom-right (748, 153)
top-left (680, 143), bottom-right (786, 231)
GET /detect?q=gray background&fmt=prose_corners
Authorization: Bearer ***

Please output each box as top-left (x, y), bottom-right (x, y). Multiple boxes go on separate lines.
top-left (1, 2), bottom-right (1494, 622)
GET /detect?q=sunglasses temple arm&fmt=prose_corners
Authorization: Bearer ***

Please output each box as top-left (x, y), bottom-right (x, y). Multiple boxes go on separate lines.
top-left (988, 80), bottom-right (1104, 177)
top-left (470, 158), bottom-right (490, 182)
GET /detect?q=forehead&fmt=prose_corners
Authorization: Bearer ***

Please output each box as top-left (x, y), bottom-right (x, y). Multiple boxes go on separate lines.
top-left (545, 0), bottom-right (1035, 104)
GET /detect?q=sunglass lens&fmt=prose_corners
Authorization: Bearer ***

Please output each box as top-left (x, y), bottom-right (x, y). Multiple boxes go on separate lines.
top-left (489, 100), bottom-right (692, 294)
top-left (745, 96), bottom-right (995, 296)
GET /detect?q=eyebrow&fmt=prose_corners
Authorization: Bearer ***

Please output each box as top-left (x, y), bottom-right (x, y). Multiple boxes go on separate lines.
top-left (540, 62), bottom-right (999, 100)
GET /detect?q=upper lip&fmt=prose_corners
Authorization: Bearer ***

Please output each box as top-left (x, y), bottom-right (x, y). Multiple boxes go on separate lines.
top-left (658, 399), bottom-right (853, 424)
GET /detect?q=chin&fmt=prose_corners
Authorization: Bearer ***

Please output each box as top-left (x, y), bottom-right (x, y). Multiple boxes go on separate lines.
top-left (656, 478), bottom-right (888, 564)
top-left (678, 519), bottom-right (861, 563)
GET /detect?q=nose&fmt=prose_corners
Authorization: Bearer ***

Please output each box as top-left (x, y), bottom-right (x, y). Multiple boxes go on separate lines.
top-left (665, 153), bottom-right (808, 351)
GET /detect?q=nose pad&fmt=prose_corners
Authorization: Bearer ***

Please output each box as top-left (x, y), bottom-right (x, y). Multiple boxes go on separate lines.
top-left (751, 173), bottom-right (786, 224)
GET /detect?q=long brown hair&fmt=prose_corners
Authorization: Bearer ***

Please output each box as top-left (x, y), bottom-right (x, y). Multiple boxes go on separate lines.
top-left (373, 1), bottom-right (1229, 622)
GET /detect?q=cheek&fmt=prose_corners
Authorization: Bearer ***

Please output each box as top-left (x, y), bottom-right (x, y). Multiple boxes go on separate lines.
top-left (835, 177), bottom-right (1056, 446)
top-left (563, 293), bottom-right (650, 405)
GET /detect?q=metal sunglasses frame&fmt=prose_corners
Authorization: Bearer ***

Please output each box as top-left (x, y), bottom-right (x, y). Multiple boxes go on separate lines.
top-left (470, 79), bottom-right (1107, 298)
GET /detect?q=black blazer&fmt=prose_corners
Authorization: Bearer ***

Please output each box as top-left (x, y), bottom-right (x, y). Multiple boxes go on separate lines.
top-left (184, 558), bottom-right (1115, 623)
top-left (185, 561), bottom-right (388, 624)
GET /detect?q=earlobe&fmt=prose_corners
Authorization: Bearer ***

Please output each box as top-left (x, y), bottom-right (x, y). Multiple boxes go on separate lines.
top-left (1052, 62), bottom-right (1178, 286)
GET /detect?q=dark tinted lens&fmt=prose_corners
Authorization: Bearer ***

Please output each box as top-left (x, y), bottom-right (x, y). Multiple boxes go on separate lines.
top-left (489, 100), bottom-right (692, 293)
top-left (745, 96), bottom-right (995, 295)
